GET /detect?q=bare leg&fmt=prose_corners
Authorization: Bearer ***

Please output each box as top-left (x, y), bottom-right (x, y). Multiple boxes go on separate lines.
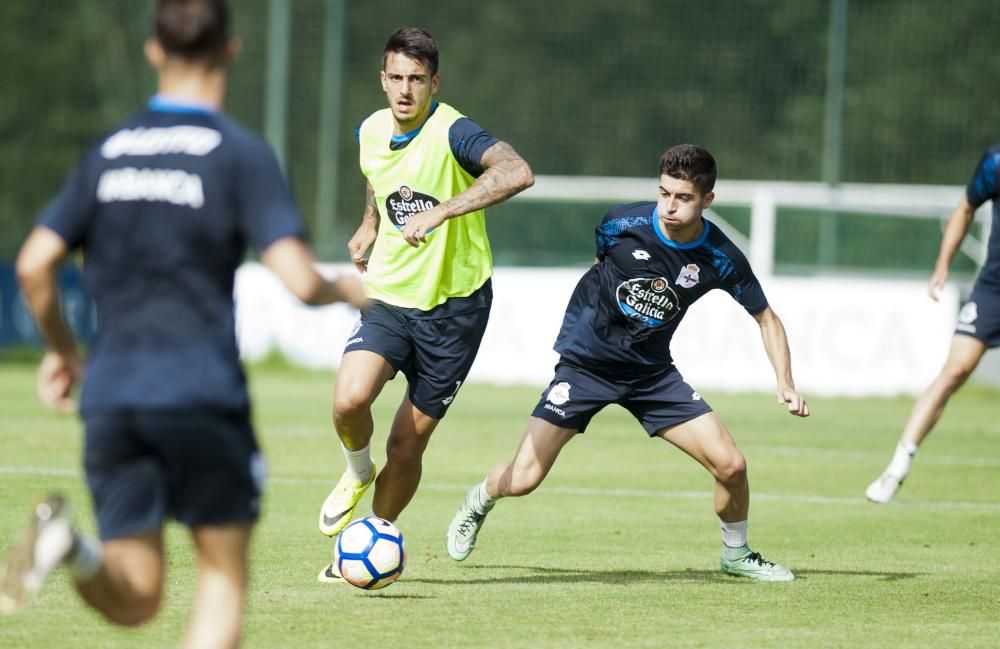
top-left (74, 529), bottom-right (164, 627)
top-left (445, 417), bottom-right (577, 561)
top-left (371, 394), bottom-right (440, 521)
top-left (332, 350), bottom-right (396, 451)
top-left (899, 334), bottom-right (987, 447)
top-left (656, 413), bottom-right (793, 579)
top-left (656, 412), bottom-right (748, 522)
top-left (485, 417), bottom-right (578, 499)
top-left (866, 335), bottom-right (988, 503)
top-left (183, 524), bottom-right (253, 649)
top-left (320, 351), bottom-right (397, 537)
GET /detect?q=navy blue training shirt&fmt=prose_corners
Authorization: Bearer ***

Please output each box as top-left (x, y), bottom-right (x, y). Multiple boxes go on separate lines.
top-left (965, 144), bottom-right (1000, 290)
top-left (554, 201), bottom-right (768, 376)
top-left (37, 96), bottom-right (304, 414)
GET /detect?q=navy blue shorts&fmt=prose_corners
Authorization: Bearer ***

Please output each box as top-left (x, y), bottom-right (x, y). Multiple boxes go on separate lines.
top-left (531, 361), bottom-right (713, 435)
top-left (343, 280), bottom-right (492, 419)
top-left (83, 409), bottom-right (264, 540)
top-left (955, 283), bottom-right (1000, 347)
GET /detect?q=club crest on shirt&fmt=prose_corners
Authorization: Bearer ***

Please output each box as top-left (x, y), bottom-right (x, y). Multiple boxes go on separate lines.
top-left (675, 264), bottom-right (701, 289)
top-left (546, 382), bottom-right (571, 405)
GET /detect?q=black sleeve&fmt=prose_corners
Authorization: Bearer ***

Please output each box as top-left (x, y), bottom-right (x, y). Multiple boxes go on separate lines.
top-left (966, 148), bottom-right (999, 209)
top-left (236, 140), bottom-right (306, 252)
top-left (448, 117), bottom-right (500, 177)
top-left (725, 248), bottom-right (769, 315)
top-left (37, 159), bottom-right (96, 249)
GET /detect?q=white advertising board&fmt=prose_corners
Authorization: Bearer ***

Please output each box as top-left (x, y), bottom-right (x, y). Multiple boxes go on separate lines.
top-left (235, 264), bottom-right (959, 397)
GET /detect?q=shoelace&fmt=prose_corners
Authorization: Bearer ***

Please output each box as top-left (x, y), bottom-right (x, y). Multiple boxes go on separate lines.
top-left (743, 552), bottom-right (775, 567)
top-left (456, 508), bottom-right (485, 536)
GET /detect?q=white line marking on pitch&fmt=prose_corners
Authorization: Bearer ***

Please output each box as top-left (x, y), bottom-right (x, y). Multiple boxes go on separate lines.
top-left (3, 466), bottom-right (999, 511)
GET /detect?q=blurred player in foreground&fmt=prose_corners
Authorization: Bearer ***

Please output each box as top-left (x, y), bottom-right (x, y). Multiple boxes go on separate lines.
top-left (0, 1), bottom-right (363, 647)
top-left (317, 27), bottom-right (533, 581)
top-left (446, 144), bottom-right (809, 582)
top-left (866, 146), bottom-right (1000, 504)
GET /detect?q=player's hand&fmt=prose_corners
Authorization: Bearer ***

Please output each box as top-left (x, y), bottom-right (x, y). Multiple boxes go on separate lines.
top-left (927, 266), bottom-right (948, 301)
top-left (334, 274), bottom-right (368, 311)
top-left (348, 221), bottom-right (377, 273)
top-left (36, 350), bottom-right (82, 415)
top-left (776, 388), bottom-right (809, 417)
top-left (400, 208), bottom-right (447, 248)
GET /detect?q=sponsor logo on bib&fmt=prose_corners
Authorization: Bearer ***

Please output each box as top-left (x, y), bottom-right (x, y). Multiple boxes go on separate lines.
top-left (385, 186), bottom-right (440, 228)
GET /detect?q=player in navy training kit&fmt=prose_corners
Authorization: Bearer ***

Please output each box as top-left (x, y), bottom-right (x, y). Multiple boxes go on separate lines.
top-left (0, 2), bottom-right (363, 646)
top-left (446, 144), bottom-right (810, 582)
top-left (866, 144), bottom-right (1000, 504)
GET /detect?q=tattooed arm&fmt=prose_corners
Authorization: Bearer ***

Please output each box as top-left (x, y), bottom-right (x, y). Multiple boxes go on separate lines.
top-left (399, 141), bottom-right (534, 246)
top-left (348, 180), bottom-right (380, 272)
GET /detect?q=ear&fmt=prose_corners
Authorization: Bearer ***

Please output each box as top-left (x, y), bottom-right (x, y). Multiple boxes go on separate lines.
top-left (144, 39), bottom-right (166, 70)
top-left (702, 191), bottom-right (715, 210)
top-left (430, 73), bottom-right (440, 94)
top-left (222, 38), bottom-right (242, 65)
top-left (380, 69), bottom-right (388, 93)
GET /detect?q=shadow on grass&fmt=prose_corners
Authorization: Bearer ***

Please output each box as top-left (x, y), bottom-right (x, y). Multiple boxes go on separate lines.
top-left (792, 569), bottom-right (919, 582)
top-left (350, 592), bottom-right (436, 600)
top-left (406, 564), bottom-right (919, 586)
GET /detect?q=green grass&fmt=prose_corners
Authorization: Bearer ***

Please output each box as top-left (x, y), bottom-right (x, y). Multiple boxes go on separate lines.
top-left (1, 363), bottom-right (999, 648)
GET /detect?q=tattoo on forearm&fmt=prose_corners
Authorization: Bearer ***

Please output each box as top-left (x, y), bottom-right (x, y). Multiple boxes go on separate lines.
top-left (363, 182), bottom-right (378, 222)
top-left (439, 141), bottom-right (532, 218)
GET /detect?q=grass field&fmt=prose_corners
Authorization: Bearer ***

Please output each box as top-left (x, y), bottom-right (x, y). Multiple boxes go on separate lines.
top-left (1, 360), bottom-right (998, 648)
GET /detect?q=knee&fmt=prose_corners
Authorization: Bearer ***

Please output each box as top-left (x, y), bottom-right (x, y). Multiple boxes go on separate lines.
top-left (939, 362), bottom-right (974, 391)
top-left (105, 591), bottom-right (161, 627)
top-left (713, 453), bottom-right (747, 485)
top-left (333, 387), bottom-right (373, 422)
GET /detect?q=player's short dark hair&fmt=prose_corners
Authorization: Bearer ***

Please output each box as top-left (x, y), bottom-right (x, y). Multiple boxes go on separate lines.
top-left (659, 144), bottom-right (717, 195)
top-left (155, 0), bottom-right (230, 64)
top-left (383, 27), bottom-right (439, 76)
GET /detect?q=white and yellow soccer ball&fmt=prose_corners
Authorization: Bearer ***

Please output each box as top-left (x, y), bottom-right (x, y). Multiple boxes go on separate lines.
top-left (334, 517), bottom-right (406, 590)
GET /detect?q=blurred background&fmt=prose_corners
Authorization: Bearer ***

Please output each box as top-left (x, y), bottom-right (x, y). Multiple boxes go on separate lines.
top-left (2, 0), bottom-right (996, 269)
top-left (2, 0), bottom-right (999, 389)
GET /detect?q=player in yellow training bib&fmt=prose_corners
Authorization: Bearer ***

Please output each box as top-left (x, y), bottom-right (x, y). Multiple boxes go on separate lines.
top-left (317, 27), bottom-right (534, 581)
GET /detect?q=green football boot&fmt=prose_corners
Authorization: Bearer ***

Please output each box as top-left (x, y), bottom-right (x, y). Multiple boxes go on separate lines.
top-left (446, 485), bottom-right (494, 561)
top-left (720, 545), bottom-right (794, 582)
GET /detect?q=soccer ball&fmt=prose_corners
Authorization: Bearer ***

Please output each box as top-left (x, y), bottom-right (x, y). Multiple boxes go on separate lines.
top-left (334, 517), bottom-right (406, 590)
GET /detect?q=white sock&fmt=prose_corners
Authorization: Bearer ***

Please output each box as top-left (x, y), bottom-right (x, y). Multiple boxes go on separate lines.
top-left (720, 520), bottom-right (748, 548)
top-left (886, 441), bottom-right (918, 480)
top-left (67, 535), bottom-right (102, 582)
top-left (342, 443), bottom-right (373, 483)
top-left (475, 481), bottom-right (495, 512)
top-left (33, 517), bottom-right (74, 579)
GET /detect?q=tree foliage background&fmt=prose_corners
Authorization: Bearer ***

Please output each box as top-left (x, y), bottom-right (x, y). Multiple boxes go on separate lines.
top-left (1, 0), bottom-right (997, 262)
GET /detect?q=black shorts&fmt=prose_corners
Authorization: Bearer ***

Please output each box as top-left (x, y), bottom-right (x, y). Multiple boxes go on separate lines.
top-left (531, 361), bottom-right (713, 434)
top-left (344, 280), bottom-right (492, 419)
top-left (83, 409), bottom-right (264, 540)
top-left (955, 283), bottom-right (1000, 347)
